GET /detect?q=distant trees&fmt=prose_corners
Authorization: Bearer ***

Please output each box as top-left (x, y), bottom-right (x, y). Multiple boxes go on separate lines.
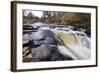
top-left (23, 10), bottom-right (26, 17)
top-left (41, 11), bottom-right (90, 25)
top-left (23, 11), bottom-right (39, 24)
top-left (27, 12), bottom-right (35, 18)
top-left (23, 10), bottom-right (90, 25)
top-left (23, 10), bottom-right (91, 34)
top-left (42, 11), bottom-right (58, 18)
top-left (40, 11), bottom-right (58, 23)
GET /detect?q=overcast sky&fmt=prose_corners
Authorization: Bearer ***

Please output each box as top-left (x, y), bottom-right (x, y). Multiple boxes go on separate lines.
top-left (24, 10), bottom-right (43, 18)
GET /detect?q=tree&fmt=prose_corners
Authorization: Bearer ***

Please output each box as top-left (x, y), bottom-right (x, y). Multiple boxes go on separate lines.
top-left (23, 10), bottom-right (26, 17)
top-left (27, 12), bottom-right (35, 18)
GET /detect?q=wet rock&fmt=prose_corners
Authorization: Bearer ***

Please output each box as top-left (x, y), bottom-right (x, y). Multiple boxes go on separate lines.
top-left (47, 45), bottom-right (73, 61)
top-left (30, 30), bottom-right (45, 41)
top-left (30, 30), bottom-right (58, 46)
top-left (23, 30), bottom-right (73, 62)
top-left (31, 44), bottom-right (51, 62)
top-left (30, 44), bottom-right (73, 61)
top-left (41, 30), bottom-right (58, 45)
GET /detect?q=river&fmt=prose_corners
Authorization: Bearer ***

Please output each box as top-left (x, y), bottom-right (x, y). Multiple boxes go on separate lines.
top-left (23, 22), bottom-right (91, 61)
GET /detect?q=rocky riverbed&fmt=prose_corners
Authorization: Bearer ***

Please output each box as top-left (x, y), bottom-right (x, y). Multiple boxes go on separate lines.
top-left (23, 23), bottom-right (91, 62)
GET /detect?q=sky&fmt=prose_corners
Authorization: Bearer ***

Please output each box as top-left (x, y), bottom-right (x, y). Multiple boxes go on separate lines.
top-left (24, 10), bottom-right (43, 18)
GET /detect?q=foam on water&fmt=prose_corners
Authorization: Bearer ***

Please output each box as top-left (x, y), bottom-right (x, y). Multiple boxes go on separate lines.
top-left (23, 23), bottom-right (91, 60)
top-left (56, 30), bottom-right (91, 60)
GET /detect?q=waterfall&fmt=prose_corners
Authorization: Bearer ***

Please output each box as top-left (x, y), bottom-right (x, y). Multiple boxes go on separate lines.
top-left (56, 30), bottom-right (91, 60)
top-left (23, 23), bottom-right (91, 60)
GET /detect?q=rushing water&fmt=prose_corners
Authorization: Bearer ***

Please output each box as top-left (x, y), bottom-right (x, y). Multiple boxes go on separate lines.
top-left (23, 23), bottom-right (91, 60)
top-left (55, 30), bottom-right (91, 60)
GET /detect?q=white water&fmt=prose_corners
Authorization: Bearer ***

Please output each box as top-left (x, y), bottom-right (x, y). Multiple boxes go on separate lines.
top-left (23, 23), bottom-right (91, 60)
top-left (55, 30), bottom-right (91, 60)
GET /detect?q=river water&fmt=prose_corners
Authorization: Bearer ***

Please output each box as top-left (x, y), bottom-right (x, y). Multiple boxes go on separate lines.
top-left (23, 23), bottom-right (91, 60)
